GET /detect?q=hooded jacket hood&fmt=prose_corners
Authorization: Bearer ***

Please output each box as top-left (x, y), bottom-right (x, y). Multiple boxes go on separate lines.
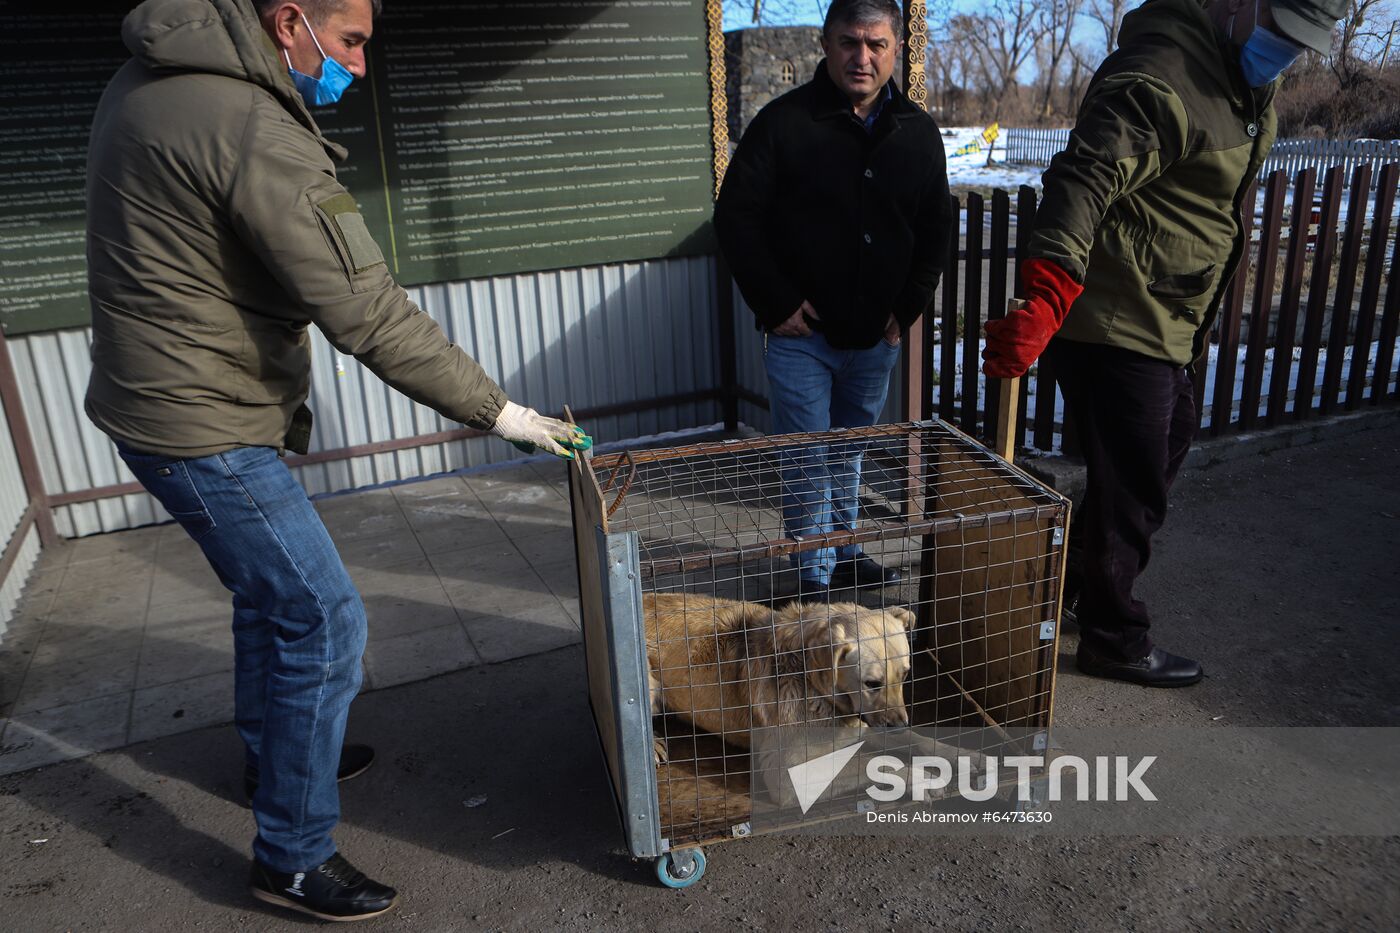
top-left (1115, 0), bottom-right (1255, 105)
top-left (121, 0), bottom-right (342, 156)
top-left (1116, 0), bottom-right (1223, 61)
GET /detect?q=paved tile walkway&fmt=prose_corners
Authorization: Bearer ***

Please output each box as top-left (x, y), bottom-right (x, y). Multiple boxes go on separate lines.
top-left (0, 458), bottom-right (584, 776)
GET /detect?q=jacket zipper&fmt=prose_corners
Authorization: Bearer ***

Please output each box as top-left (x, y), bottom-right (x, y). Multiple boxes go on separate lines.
top-left (1195, 85), bottom-right (1266, 371)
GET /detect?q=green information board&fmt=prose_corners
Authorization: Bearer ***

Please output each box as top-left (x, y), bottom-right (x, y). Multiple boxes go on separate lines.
top-left (0, 0), bottom-right (718, 335)
top-left (0, 6), bottom-right (129, 335)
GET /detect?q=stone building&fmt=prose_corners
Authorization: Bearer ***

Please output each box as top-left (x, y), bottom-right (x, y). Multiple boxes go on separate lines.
top-left (724, 25), bottom-right (908, 145)
top-left (723, 26), bottom-right (823, 144)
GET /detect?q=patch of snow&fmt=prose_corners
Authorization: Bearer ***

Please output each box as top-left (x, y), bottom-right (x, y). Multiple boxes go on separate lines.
top-left (942, 126), bottom-right (1045, 191)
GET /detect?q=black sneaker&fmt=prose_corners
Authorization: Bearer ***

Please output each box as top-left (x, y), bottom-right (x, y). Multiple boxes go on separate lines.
top-left (250, 852), bottom-right (398, 922)
top-left (795, 576), bottom-right (833, 602)
top-left (245, 744), bottom-right (375, 802)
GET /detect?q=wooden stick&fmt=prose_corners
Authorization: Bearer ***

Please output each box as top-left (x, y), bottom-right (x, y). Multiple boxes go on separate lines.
top-left (992, 298), bottom-right (1026, 462)
top-left (920, 647), bottom-right (1015, 747)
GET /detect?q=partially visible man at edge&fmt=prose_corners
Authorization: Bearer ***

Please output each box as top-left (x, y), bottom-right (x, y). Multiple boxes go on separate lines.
top-left (84, 0), bottom-right (589, 921)
top-left (982, 0), bottom-right (1345, 688)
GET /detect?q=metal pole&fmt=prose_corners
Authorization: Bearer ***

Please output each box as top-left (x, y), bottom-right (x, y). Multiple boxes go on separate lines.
top-left (715, 254), bottom-right (740, 431)
top-left (0, 327), bottom-right (59, 547)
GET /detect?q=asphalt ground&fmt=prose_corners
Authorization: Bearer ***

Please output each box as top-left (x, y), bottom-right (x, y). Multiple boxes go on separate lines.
top-left (2, 417), bottom-right (1397, 931)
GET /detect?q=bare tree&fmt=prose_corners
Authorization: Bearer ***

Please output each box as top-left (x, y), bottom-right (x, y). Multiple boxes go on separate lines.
top-left (1084, 0), bottom-right (1128, 56)
top-left (926, 37), bottom-right (956, 114)
top-left (1381, 18), bottom-right (1398, 67)
top-left (1065, 44), bottom-right (1095, 112)
top-left (1330, 0), bottom-right (1398, 86)
top-left (959, 0), bottom-right (1044, 121)
top-left (727, 0), bottom-right (831, 26)
top-left (928, 8), bottom-right (983, 120)
top-left (1036, 0), bottom-right (1083, 118)
top-left (942, 14), bottom-right (996, 115)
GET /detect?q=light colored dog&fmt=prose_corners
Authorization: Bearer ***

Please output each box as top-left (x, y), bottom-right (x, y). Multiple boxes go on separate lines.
top-left (643, 593), bottom-right (916, 757)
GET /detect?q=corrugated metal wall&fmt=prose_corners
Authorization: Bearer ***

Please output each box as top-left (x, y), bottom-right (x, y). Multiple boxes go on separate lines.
top-left (0, 525), bottom-right (38, 639)
top-left (733, 282), bottom-right (771, 432)
top-left (6, 255), bottom-right (723, 538)
top-left (0, 388), bottom-right (40, 637)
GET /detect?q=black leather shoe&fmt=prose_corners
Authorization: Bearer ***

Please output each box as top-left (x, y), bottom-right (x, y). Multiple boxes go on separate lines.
top-left (830, 554), bottom-right (901, 589)
top-left (1076, 645), bottom-right (1203, 687)
top-left (250, 852), bottom-right (398, 921)
top-left (1062, 592), bottom-right (1081, 628)
top-left (245, 744), bottom-right (375, 802)
top-left (779, 577), bottom-right (832, 605)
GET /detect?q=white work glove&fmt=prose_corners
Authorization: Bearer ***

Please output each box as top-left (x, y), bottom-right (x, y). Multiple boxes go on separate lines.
top-left (489, 401), bottom-right (592, 459)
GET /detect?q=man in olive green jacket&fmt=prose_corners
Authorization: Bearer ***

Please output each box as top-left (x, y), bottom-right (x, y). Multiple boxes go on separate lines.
top-left (85, 0), bottom-right (588, 919)
top-left (983, 0), bottom-right (1344, 687)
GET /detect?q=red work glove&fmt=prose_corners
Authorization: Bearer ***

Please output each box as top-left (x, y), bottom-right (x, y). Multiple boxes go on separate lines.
top-left (982, 258), bottom-right (1084, 379)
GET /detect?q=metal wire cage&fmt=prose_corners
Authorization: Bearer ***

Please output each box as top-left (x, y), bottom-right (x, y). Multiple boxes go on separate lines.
top-left (568, 420), bottom-right (1070, 886)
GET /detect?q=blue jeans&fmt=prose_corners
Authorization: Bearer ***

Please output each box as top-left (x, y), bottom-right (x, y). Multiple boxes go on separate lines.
top-left (764, 331), bottom-right (901, 582)
top-left (118, 444), bottom-right (365, 872)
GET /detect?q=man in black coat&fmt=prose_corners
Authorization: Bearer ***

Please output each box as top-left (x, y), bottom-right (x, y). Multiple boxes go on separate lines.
top-left (715, 0), bottom-right (951, 598)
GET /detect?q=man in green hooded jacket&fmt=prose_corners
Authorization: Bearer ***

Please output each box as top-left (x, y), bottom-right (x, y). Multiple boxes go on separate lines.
top-left (983, 0), bottom-right (1345, 687)
top-left (85, 0), bottom-right (589, 920)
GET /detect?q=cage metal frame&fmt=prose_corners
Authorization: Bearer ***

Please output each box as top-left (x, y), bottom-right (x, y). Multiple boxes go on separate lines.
top-left (568, 418), bottom-right (1071, 880)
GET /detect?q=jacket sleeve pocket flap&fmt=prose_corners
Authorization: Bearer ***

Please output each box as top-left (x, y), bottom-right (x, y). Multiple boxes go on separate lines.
top-left (335, 212), bottom-right (385, 273)
top-left (316, 193), bottom-right (386, 274)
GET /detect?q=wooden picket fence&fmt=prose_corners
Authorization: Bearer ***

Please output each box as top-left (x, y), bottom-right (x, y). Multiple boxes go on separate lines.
top-left (1003, 127), bottom-right (1071, 167)
top-left (1261, 139), bottom-right (1400, 191)
top-left (907, 164), bottom-right (1400, 453)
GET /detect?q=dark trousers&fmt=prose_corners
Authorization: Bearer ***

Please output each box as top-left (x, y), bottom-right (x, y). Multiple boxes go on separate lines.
top-left (1049, 338), bottom-right (1197, 661)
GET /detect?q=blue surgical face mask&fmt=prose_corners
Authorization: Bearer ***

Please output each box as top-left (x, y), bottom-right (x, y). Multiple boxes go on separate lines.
top-left (284, 14), bottom-right (354, 107)
top-left (1234, 0), bottom-right (1305, 87)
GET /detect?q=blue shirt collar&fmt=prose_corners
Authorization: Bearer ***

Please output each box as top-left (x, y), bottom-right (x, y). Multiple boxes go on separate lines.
top-left (862, 85), bottom-right (893, 134)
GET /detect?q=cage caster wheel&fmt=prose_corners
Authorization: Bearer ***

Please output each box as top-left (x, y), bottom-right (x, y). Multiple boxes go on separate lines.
top-left (654, 847), bottom-right (706, 888)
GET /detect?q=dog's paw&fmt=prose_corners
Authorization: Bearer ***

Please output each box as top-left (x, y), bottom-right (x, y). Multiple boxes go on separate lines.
top-left (653, 737), bottom-right (670, 765)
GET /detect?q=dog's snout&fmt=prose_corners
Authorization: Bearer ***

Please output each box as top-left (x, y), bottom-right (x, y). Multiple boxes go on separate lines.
top-left (864, 705), bottom-right (909, 728)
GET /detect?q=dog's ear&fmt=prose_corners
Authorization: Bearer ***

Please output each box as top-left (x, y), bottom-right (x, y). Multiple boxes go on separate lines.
top-left (833, 638), bottom-right (856, 669)
top-left (805, 616), bottom-right (857, 691)
top-left (804, 640), bottom-right (855, 693)
top-left (890, 606), bottom-right (918, 634)
top-left (806, 646), bottom-right (836, 696)
top-left (770, 605), bottom-right (811, 655)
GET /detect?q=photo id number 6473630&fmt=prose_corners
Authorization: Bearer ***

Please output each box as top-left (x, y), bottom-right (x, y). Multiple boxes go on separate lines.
top-left (981, 811), bottom-right (1053, 823)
